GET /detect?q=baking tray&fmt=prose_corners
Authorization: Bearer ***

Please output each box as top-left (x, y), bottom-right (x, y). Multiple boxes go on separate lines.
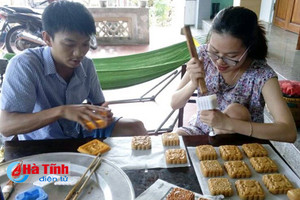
top-left (0, 152), bottom-right (135, 200)
top-left (187, 144), bottom-right (300, 200)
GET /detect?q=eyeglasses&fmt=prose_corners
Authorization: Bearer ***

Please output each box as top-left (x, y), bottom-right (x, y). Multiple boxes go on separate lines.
top-left (205, 46), bottom-right (250, 67)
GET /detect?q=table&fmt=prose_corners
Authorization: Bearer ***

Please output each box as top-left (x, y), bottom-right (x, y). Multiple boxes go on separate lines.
top-left (4, 134), bottom-right (269, 196)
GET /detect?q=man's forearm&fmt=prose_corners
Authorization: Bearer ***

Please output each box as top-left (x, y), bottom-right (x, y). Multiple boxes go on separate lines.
top-left (0, 107), bottom-right (63, 137)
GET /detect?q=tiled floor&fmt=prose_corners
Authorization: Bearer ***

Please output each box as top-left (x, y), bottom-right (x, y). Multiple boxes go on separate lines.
top-left (264, 24), bottom-right (300, 81)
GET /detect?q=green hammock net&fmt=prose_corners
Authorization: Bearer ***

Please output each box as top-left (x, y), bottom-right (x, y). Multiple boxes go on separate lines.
top-left (92, 41), bottom-right (190, 89)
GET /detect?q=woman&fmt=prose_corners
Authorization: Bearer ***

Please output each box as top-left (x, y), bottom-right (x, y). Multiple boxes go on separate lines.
top-left (171, 6), bottom-right (297, 142)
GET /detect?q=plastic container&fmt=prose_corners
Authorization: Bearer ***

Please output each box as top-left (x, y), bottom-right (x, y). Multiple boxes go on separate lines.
top-left (283, 96), bottom-right (300, 127)
top-left (15, 186), bottom-right (48, 200)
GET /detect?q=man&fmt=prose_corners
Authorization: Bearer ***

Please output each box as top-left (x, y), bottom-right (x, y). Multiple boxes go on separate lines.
top-left (0, 1), bottom-right (147, 140)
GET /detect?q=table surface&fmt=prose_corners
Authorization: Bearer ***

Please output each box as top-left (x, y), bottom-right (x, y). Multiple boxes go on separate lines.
top-left (3, 134), bottom-right (270, 196)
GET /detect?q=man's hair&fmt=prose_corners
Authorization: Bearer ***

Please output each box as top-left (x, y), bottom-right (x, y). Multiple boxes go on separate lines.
top-left (42, 1), bottom-right (96, 38)
top-left (208, 6), bottom-right (268, 60)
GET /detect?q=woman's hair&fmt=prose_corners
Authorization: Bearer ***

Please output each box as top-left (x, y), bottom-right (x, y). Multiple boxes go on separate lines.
top-left (208, 6), bottom-right (268, 60)
top-left (42, 1), bottom-right (96, 39)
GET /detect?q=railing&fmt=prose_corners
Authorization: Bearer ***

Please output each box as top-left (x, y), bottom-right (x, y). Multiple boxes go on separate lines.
top-left (88, 7), bottom-right (149, 45)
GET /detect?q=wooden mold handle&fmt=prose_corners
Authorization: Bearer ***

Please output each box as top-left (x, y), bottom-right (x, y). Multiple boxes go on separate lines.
top-left (183, 26), bottom-right (207, 94)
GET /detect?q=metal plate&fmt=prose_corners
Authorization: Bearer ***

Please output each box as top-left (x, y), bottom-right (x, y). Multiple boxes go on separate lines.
top-left (0, 152), bottom-right (135, 200)
top-left (188, 145), bottom-right (300, 200)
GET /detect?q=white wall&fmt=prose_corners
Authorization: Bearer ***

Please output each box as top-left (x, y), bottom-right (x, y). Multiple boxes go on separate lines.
top-left (259, 0), bottom-right (275, 23)
top-left (184, 0), bottom-right (197, 25)
top-left (184, 0), bottom-right (212, 28)
top-left (195, 0), bottom-right (211, 29)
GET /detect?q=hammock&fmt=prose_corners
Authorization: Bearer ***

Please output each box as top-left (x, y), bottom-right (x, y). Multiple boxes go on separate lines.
top-left (92, 41), bottom-right (190, 89)
top-left (3, 41), bottom-right (190, 90)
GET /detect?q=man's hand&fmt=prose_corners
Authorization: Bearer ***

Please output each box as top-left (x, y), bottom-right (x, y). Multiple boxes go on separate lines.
top-left (101, 102), bottom-right (113, 125)
top-left (60, 104), bottom-right (112, 130)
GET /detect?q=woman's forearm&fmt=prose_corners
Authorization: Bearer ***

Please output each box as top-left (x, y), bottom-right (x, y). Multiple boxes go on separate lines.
top-left (225, 118), bottom-right (297, 143)
top-left (171, 82), bottom-right (198, 110)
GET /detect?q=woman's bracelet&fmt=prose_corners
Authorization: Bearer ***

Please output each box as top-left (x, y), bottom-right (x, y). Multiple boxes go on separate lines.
top-left (249, 121), bottom-right (253, 137)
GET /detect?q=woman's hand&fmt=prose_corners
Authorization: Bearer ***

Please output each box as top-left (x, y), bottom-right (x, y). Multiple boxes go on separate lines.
top-left (186, 57), bottom-right (205, 88)
top-left (171, 57), bottom-right (205, 110)
top-left (200, 110), bottom-right (233, 134)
